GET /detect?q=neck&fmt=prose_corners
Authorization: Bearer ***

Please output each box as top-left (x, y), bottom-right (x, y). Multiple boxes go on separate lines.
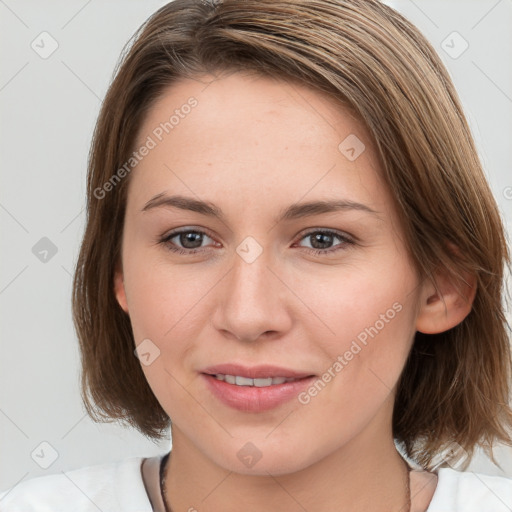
top-left (164, 418), bottom-right (411, 512)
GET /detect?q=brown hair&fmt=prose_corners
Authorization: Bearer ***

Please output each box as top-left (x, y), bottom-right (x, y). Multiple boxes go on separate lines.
top-left (72, 0), bottom-right (512, 468)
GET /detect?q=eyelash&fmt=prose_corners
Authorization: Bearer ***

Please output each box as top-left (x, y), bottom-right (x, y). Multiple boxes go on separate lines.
top-left (158, 228), bottom-right (355, 256)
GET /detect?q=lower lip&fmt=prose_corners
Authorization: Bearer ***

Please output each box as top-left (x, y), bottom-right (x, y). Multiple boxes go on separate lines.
top-left (202, 373), bottom-right (316, 412)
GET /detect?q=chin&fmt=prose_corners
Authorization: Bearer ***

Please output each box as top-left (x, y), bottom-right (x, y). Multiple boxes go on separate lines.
top-left (209, 438), bottom-right (321, 477)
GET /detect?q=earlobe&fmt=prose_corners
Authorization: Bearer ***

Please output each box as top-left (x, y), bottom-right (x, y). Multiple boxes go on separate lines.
top-left (113, 266), bottom-right (129, 314)
top-left (415, 269), bottom-right (477, 335)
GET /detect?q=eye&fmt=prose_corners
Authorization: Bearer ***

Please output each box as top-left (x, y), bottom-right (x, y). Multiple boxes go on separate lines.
top-left (159, 228), bottom-right (217, 254)
top-left (158, 227), bottom-right (355, 256)
top-left (295, 229), bottom-right (354, 255)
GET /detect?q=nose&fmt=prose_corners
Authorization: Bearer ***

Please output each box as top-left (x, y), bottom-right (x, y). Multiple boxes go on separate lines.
top-left (211, 244), bottom-right (293, 343)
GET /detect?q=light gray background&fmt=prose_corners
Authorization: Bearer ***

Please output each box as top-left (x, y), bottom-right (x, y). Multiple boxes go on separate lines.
top-left (1, 0), bottom-right (511, 492)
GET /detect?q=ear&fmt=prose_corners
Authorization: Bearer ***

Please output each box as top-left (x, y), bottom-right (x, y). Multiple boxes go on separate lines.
top-left (113, 261), bottom-right (129, 314)
top-left (415, 266), bottom-right (477, 335)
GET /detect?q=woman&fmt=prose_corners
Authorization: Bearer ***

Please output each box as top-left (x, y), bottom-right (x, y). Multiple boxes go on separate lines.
top-left (1, 0), bottom-right (511, 510)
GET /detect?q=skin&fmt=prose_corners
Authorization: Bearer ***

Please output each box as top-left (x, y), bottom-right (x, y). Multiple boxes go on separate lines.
top-left (114, 71), bottom-right (475, 512)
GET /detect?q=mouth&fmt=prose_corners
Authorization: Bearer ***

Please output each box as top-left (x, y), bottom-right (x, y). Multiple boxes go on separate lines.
top-left (210, 374), bottom-right (303, 387)
top-left (200, 364), bottom-right (316, 412)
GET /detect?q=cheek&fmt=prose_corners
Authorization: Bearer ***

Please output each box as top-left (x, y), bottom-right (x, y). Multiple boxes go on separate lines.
top-left (122, 252), bottom-right (224, 403)
top-left (123, 257), bottom-right (215, 407)
top-left (123, 249), bottom-right (215, 340)
top-left (289, 255), bottom-right (416, 351)
top-left (292, 296), bottom-right (416, 449)
top-left (292, 254), bottom-right (417, 399)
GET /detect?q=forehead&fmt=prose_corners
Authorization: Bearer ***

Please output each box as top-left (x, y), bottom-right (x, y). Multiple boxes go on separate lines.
top-left (137, 71), bottom-right (370, 150)
top-left (128, 72), bottom-right (390, 216)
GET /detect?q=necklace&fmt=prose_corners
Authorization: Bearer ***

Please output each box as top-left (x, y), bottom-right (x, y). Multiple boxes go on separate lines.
top-left (159, 452), bottom-right (171, 512)
top-left (403, 458), bottom-right (412, 512)
top-left (160, 452), bottom-right (412, 512)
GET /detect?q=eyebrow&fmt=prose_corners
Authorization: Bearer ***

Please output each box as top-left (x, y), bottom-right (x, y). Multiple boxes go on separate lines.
top-left (141, 193), bottom-right (380, 222)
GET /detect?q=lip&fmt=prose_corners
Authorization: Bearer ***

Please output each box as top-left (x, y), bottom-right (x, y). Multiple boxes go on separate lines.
top-left (201, 363), bottom-right (316, 412)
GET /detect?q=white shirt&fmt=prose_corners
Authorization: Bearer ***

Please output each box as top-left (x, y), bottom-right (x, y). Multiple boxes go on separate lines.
top-left (1, 454), bottom-right (511, 511)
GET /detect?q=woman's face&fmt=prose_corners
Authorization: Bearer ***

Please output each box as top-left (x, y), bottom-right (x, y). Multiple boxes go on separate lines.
top-left (115, 71), bottom-right (424, 475)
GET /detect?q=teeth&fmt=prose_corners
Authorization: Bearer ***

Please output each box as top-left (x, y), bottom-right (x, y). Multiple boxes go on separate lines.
top-left (235, 376), bottom-right (253, 386)
top-left (254, 378), bottom-right (272, 387)
top-left (214, 374), bottom-right (299, 387)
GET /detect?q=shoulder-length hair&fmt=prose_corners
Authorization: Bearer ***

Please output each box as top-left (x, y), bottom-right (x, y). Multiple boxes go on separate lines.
top-left (72, 0), bottom-right (512, 469)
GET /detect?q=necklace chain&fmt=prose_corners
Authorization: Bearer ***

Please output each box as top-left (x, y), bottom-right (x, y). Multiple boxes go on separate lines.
top-left (160, 452), bottom-right (411, 512)
top-left (160, 452), bottom-right (171, 512)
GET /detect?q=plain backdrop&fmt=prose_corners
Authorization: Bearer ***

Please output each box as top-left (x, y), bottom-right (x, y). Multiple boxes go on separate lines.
top-left (1, 0), bottom-right (511, 492)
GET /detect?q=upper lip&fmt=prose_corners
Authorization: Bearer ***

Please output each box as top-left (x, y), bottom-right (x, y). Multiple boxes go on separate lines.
top-left (201, 364), bottom-right (315, 380)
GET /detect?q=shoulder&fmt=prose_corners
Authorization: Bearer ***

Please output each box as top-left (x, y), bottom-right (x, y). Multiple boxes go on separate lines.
top-left (0, 456), bottom-right (153, 512)
top-left (428, 467), bottom-right (512, 512)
